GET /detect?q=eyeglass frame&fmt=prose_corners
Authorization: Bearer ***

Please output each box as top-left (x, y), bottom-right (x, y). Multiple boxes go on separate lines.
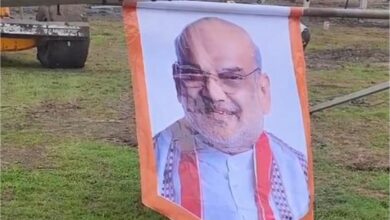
top-left (172, 62), bottom-right (261, 92)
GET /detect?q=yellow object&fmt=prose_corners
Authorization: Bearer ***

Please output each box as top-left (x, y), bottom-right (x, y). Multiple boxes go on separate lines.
top-left (1, 37), bottom-right (37, 51)
top-left (0, 7), bottom-right (10, 18)
top-left (1, 7), bottom-right (37, 52)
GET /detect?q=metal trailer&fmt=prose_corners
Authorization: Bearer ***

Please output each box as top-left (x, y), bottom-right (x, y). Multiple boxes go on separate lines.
top-left (1, 4), bottom-right (92, 68)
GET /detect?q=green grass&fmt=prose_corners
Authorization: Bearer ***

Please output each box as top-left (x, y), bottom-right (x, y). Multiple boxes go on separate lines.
top-left (306, 18), bottom-right (389, 220)
top-left (1, 19), bottom-right (164, 219)
top-left (1, 17), bottom-right (389, 220)
top-left (1, 142), bottom-right (164, 220)
top-left (306, 24), bottom-right (389, 52)
top-left (1, 130), bottom-right (51, 148)
top-left (308, 64), bottom-right (388, 104)
top-left (314, 157), bottom-right (389, 219)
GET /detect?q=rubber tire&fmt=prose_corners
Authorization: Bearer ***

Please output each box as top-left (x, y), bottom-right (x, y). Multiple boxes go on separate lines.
top-left (36, 5), bottom-right (89, 68)
top-left (37, 39), bottom-right (89, 68)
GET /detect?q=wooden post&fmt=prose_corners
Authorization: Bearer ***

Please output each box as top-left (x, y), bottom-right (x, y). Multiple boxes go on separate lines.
top-left (303, 0), bottom-right (310, 8)
top-left (19, 7), bottom-right (24, 19)
top-left (310, 82), bottom-right (389, 114)
top-left (359, 0), bottom-right (368, 9)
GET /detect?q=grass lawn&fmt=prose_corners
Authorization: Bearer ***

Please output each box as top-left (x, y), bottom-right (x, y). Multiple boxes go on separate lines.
top-left (1, 16), bottom-right (389, 220)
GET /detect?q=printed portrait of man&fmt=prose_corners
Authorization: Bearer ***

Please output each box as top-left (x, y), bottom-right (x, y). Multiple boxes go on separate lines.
top-left (153, 17), bottom-right (310, 220)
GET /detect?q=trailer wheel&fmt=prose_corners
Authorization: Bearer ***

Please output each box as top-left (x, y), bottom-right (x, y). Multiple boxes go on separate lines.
top-left (37, 39), bottom-right (89, 68)
top-left (36, 5), bottom-right (89, 68)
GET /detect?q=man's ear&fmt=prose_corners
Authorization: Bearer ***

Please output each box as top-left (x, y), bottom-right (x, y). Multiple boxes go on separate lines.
top-left (259, 73), bottom-right (271, 114)
top-left (177, 93), bottom-right (182, 104)
top-left (173, 64), bottom-right (182, 103)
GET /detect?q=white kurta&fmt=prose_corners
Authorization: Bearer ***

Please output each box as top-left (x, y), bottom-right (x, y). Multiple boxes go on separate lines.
top-left (154, 119), bottom-right (310, 220)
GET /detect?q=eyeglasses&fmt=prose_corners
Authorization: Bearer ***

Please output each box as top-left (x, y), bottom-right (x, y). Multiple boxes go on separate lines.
top-left (173, 62), bottom-right (260, 92)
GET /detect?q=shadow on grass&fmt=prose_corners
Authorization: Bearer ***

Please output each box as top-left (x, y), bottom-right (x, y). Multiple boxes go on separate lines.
top-left (1, 55), bottom-right (88, 75)
top-left (1, 55), bottom-right (42, 69)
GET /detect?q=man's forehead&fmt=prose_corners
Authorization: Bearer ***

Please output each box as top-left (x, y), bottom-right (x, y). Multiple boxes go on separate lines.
top-left (177, 18), bottom-right (257, 66)
top-left (183, 18), bottom-right (251, 45)
top-left (186, 18), bottom-right (242, 33)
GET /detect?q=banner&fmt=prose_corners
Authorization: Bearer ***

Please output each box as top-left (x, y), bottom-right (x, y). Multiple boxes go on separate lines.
top-left (123, 1), bottom-right (314, 219)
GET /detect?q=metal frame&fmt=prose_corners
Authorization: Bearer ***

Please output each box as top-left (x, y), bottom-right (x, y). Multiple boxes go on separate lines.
top-left (1, 19), bottom-right (89, 40)
top-left (302, 7), bottom-right (388, 19)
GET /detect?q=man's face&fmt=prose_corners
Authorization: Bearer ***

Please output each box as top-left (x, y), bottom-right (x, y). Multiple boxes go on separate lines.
top-left (174, 20), bottom-right (270, 150)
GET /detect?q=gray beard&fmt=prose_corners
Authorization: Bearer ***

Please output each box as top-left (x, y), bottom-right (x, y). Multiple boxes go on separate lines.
top-left (184, 113), bottom-right (263, 155)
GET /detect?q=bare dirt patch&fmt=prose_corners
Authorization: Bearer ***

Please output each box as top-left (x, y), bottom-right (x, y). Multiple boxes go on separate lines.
top-left (306, 48), bottom-right (389, 70)
top-left (1, 146), bottom-right (48, 170)
top-left (311, 114), bottom-right (389, 171)
top-left (354, 187), bottom-right (389, 201)
top-left (1, 186), bottom-right (15, 202)
top-left (26, 93), bottom-right (137, 147)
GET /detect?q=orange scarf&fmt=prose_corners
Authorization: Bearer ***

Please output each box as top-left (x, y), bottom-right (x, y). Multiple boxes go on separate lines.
top-left (179, 133), bottom-right (275, 220)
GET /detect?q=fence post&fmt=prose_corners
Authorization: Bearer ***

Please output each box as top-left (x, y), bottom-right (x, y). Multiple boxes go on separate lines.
top-left (359, 0), bottom-right (368, 9)
top-left (303, 0), bottom-right (310, 8)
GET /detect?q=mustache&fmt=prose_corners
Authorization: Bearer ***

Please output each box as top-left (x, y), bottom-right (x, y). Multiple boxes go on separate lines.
top-left (205, 103), bottom-right (238, 115)
top-left (183, 96), bottom-right (240, 115)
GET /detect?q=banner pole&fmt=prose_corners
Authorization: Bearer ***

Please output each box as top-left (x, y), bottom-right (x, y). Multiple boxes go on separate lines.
top-left (1, 0), bottom-right (390, 19)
